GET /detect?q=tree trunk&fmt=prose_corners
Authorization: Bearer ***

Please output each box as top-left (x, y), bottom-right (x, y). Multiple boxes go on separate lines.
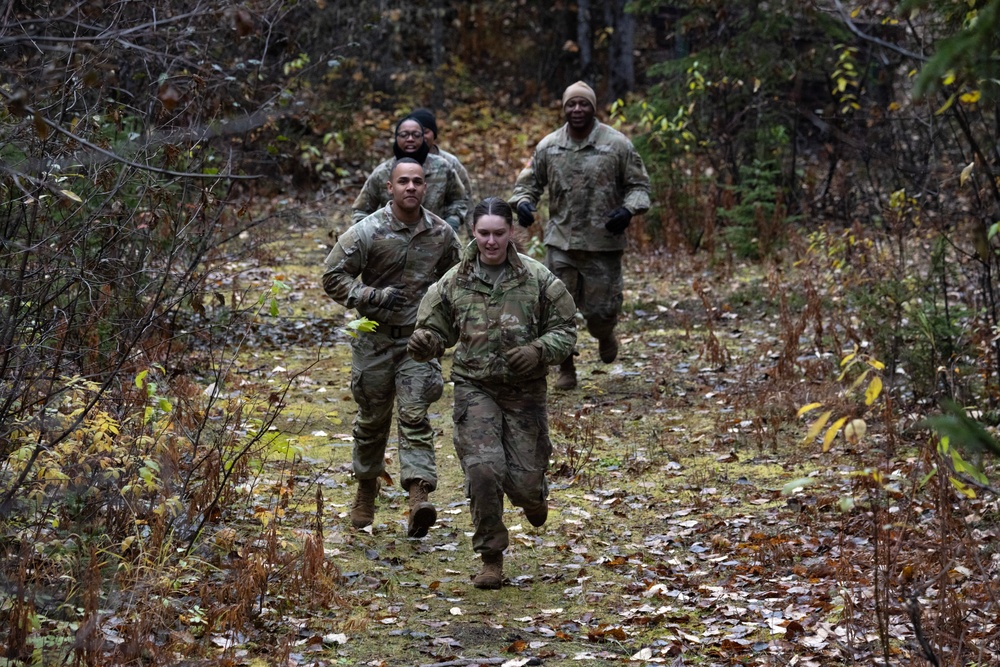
top-left (609, 0), bottom-right (635, 101)
top-left (431, 0), bottom-right (445, 108)
top-left (577, 0), bottom-right (593, 83)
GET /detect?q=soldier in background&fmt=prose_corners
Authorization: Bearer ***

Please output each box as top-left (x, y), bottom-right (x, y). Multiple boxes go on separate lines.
top-left (510, 81), bottom-right (651, 390)
top-left (324, 158), bottom-right (462, 538)
top-left (353, 116), bottom-right (469, 232)
top-left (408, 108), bottom-right (474, 226)
top-left (407, 197), bottom-right (577, 589)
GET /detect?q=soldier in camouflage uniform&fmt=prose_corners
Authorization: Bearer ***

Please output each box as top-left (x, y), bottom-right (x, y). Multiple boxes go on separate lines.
top-left (408, 197), bottom-right (577, 589)
top-left (324, 158), bottom-right (462, 538)
top-left (510, 81), bottom-right (651, 390)
top-left (408, 108), bottom-right (474, 227)
top-left (353, 116), bottom-right (469, 232)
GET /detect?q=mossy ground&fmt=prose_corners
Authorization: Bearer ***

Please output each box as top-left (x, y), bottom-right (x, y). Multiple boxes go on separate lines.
top-left (223, 211), bottom-right (846, 667)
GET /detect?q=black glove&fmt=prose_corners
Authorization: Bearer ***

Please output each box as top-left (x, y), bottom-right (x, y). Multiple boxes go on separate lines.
top-left (407, 329), bottom-right (443, 362)
top-left (367, 286), bottom-right (407, 312)
top-left (604, 207), bottom-right (632, 235)
top-left (506, 342), bottom-right (543, 375)
top-left (516, 201), bottom-right (536, 228)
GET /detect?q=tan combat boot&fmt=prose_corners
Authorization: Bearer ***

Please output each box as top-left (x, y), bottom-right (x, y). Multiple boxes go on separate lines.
top-left (554, 357), bottom-right (577, 390)
top-left (473, 553), bottom-right (503, 589)
top-left (406, 480), bottom-right (437, 538)
top-left (350, 477), bottom-right (379, 528)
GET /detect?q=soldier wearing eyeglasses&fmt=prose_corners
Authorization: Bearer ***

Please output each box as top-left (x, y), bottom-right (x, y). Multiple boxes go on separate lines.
top-left (352, 116), bottom-right (469, 232)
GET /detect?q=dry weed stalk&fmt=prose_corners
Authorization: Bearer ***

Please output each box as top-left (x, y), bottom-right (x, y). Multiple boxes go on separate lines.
top-left (692, 279), bottom-right (730, 370)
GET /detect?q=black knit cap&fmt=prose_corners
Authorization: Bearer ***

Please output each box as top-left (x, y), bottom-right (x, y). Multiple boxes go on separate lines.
top-left (408, 108), bottom-right (438, 138)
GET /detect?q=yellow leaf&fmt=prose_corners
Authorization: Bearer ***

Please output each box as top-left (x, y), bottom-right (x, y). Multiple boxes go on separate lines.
top-left (804, 410), bottom-right (833, 444)
top-left (840, 349), bottom-right (858, 367)
top-left (943, 70), bottom-right (956, 86)
top-left (960, 90), bottom-right (981, 104)
top-left (865, 376), bottom-right (883, 406)
top-left (888, 101), bottom-right (901, 111)
top-left (836, 77), bottom-right (847, 93)
top-left (850, 7), bottom-right (860, 17)
top-left (60, 189), bottom-right (83, 203)
top-left (960, 161), bottom-right (975, 186)
top-left (935, 93), bottom-right (956, 115)
top-left (866, 359), bottom-right (885, 371)
top-left (949, 476), bottom-right (976, 499)
top-left (797, 402), bottom-right (823, 417)
top-left (848, 368), bottom-right (871, 393)
top-left (823, 417), bottom-right (848, 452)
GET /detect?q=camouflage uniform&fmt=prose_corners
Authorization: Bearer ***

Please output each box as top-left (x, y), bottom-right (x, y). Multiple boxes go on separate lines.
top-left (510, 121), bottom-right (650, 339)
top-left (414, 242), bottom-right (577, 556)
top-left (352, 153), bottom-right (469, 231)
top-left (323, 203), bottom-right (461, 491)
top-left (436, 147), bottom-right (474, 227)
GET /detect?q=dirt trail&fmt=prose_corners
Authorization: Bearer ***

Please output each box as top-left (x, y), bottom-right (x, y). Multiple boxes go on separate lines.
top-left (229, 211), bottom-right (892, 667)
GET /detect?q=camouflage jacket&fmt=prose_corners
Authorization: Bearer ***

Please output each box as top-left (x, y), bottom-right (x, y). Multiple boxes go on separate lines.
top-left (352, 153), bottom-right (469, 229)
top-left (415, 241), bottom-right (577, 384)
top-left (510, 121), bottom-right (651, 252)
top-left (323, 203), bottom-right (461, 329)
top-left (436, 147), bottom-right (474, 224)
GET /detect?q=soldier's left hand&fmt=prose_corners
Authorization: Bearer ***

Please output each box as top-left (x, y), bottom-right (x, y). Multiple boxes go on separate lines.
top-left (506, 342), bottom-right (543, 375)
top-left (604, 207), bottom-right (632, 235)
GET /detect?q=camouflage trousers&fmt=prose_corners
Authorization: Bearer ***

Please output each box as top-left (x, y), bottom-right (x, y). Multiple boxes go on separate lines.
top-left (546, 247), bottom-right (623, 340)
top-left (453, 378), bottom-right (551, 557)
top-left (349, 330), bottom-right (444, 490)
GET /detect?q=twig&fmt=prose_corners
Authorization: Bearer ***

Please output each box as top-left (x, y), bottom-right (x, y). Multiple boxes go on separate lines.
top-left (417, 659), bottom-right (506, 667)
top-left (906, 593), bottom-right (940, 666)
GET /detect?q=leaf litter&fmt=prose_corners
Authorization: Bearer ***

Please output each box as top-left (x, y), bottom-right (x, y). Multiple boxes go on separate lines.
top-left (202, 128), bottom-right (1000, 666)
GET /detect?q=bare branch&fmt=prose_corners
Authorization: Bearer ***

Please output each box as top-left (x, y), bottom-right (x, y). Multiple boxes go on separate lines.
top-left (0, 88), bottom-right (260, 180)
top-left (829, 0), bottom-right (929, 62)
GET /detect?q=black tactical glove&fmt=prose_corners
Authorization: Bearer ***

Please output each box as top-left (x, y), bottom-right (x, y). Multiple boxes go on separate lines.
top-left (506, 341), bottom-right (543, 375)
top-left (366, 286), bottom-right (407, 312)
top-left (604, 207), bottom-right (632, 235)
top-left (516, 201), bottom-right (537, 228)
top-left (407, 329), bottom-right (443, 362)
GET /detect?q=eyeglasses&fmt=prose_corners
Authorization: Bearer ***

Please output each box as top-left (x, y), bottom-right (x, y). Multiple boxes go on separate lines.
top-left (396, 131), bottom-right (423, 140)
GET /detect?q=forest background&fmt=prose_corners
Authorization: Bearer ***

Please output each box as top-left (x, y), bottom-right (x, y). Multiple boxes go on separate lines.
top-left (3, 0), bottom-right (1000, 665)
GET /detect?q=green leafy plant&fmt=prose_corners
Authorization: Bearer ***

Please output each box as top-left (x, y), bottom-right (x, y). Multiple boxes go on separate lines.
top-left (345, 317), bottom-right (379, 338)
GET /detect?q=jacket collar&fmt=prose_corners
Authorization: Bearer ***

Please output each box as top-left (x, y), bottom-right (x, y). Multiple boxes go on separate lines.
top-left (456, 241), bottom-right (527, 287)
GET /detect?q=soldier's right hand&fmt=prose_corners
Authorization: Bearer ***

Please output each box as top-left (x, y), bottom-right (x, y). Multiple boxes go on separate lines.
top-left (506, 341), bottom-right (543, 374)
top-left (367, 286), bottom-right (407, 312)
top-left (516, 201), bottom-right (536, 228)
top-left (407, 329), bottom-right (443, 362)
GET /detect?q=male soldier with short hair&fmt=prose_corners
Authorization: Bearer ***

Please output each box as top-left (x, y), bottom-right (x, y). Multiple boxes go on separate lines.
top-left (510, 81), bottom-right (651, 390)
top-left (324, 157), bottom-right (461, 537)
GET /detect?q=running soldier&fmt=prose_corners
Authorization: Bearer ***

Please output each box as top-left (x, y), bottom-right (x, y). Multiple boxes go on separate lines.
top-left (353, 116), bottom-right (469, 232)
top-left (510, 81), bottom-right (651, 390)
top-left (324, 158), bottom-right (461, 537)
top-left (408, 197), bottom-right (577, 588)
